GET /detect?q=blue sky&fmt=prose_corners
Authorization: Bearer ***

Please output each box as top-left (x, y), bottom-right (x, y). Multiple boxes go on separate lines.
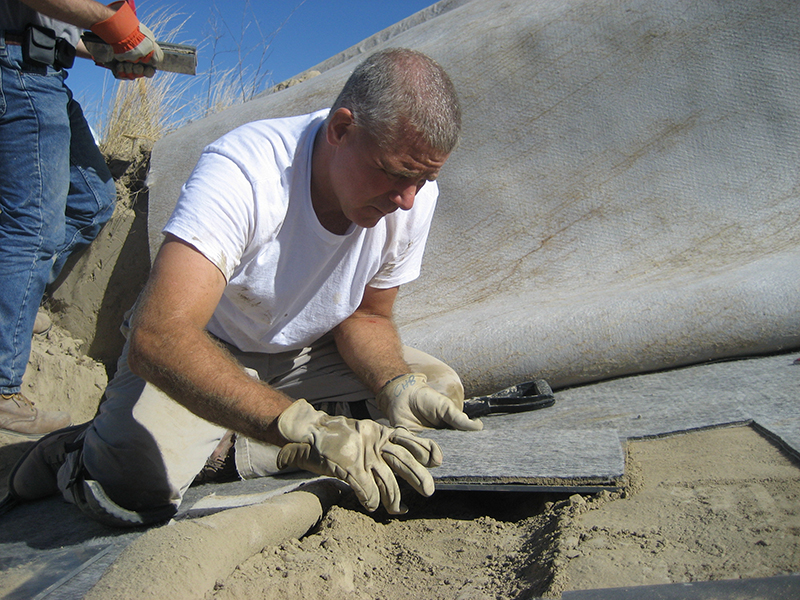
top-left (69, 0), bottom-right (436, 128)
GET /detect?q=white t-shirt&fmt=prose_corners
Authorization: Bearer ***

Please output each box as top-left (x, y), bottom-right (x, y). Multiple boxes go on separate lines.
top-left (164, 110), bottom-right (437, 353)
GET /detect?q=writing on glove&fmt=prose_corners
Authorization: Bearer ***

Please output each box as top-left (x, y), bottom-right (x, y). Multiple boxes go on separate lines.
top-left (376, 373), bottom-right (483, 431)
top-left (276, 399), bottom-right (442, 514)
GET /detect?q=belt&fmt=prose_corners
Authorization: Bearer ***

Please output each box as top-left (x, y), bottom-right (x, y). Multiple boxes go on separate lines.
top-left (3, 32), bottom-right (24, 46)
top-left (2, 29), bottom-right (75, 70)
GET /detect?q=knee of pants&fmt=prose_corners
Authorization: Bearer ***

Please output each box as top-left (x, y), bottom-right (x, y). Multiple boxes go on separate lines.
top-left (82, 435), bottom-right (178, 513)
top-left (61, 469), bottom-right (176, 528)
top-left (87, 354), bottom-right (229, 511)
top-left (83, 382), bottom-right (183, 511)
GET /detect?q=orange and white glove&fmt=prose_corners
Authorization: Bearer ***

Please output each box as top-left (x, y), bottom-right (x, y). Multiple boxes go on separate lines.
top-left (276, 399), bottom-right (442, 514)
top-left (377, 373), bottom-right (484, 431)
top-left (97, 60), bottom-right (154, 79)
top-left (90, 1), bottom-right (163, 79)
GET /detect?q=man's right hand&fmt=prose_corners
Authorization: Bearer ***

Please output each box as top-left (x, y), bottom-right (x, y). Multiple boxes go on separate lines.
top-left (90, 1), bottom-right (162, 78)
top-left (276, 399), bottom-right (442, 515)
top-left (377, 373), bottom-right (484, 431)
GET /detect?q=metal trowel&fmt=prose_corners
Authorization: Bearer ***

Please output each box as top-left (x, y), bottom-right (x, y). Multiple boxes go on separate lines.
top-left (81, 32), bottom-right (197, 75)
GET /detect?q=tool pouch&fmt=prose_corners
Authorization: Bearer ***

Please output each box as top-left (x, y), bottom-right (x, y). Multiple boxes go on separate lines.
top-left (22, 24), bottom-right (56, 68)
top-left (23, 25), bottom-right (75, 70)
top-left (55, 38), bottom-right (75, 69)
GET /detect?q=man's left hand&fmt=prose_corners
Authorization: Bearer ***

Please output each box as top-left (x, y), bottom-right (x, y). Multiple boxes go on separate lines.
top-left (377, 373), bottom-right (483, 431)
top-left (95, 59), bottom-right (156, 79)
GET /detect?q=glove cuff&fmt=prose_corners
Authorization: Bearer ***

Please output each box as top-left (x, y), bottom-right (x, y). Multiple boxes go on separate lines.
top-left (91, 2), bottom-right (143, 51)
top-left (375, 372), bottom-right (427, 413)
top-left (276, 399), bottom-right (320, 444)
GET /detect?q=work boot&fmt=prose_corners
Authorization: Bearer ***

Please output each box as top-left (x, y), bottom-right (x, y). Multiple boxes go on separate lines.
top-left (32, 311), bottom-right (52, 335)
top-left (192, 430), bottom-right (239, 486)
top-left (0, 392), bottom-right (71, 438)
top-left (6, 422), bottom-right (91, 502)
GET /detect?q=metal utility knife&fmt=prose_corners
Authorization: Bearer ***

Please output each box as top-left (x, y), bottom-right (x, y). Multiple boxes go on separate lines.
top-left (463, 379), bottom-right (555, 418)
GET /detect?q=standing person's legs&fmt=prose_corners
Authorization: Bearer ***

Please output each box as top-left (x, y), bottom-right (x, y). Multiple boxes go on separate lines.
top-left (50, 89), bottom-right (116, 283)
top-left (0, 39), bottom-right (72, 433)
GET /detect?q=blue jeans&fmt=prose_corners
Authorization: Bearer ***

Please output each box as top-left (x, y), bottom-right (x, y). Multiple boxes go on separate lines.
top-left (0, 35), bottom-right (116, 394)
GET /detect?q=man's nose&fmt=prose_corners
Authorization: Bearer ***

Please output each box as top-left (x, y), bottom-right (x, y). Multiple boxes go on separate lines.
top-left (390, 180), bottom-right (421, 211)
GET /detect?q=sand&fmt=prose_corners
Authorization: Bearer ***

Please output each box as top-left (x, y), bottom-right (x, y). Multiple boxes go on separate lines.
top-left (5, 328), bottom-right (797, 598)
top-left (1, 154), bottom-right (798, 597)
top-left (204, 426), bottom-right (800, 599)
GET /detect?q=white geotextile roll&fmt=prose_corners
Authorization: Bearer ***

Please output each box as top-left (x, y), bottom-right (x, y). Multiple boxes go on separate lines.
top-left (85, 484), bottom-right (341, 599)
top-left (148, 0), bottom-right (800, 393)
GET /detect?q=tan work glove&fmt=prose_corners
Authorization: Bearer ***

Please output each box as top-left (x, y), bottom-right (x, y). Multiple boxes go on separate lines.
top-left (91, 1), bottom-right (163, 79)
top-left (377, 373), bottom-right (483, 431)
top-left (276, 399), bottom-right (442, 514)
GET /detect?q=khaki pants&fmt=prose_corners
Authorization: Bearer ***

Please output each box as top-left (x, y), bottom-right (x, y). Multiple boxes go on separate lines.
top-left (66, 333), bottom-right (462, 515)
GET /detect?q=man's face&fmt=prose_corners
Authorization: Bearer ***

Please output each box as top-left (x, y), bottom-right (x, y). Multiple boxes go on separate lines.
top-left (329, 123), bottom-right (449, 229)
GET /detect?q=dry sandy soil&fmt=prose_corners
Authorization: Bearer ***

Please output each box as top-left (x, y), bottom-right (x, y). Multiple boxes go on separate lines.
top-left (1, 155), bottom-right (798, 596)
top-left (2, 322), bottom-right (798, 598)
top-left (205, 426), bottom-right (800, 599)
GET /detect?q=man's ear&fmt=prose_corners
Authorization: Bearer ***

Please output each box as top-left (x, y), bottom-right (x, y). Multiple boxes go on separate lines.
top-left (326, 108), bottom-right (355, 147)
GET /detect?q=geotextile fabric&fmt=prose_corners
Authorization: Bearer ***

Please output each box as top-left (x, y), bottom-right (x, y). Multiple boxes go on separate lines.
top-left (148, 0), bottom-right (800, 394)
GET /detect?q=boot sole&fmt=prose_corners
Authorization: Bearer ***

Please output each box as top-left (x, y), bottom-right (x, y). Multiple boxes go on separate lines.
top-left (3, 422), bottom-right (91, 505)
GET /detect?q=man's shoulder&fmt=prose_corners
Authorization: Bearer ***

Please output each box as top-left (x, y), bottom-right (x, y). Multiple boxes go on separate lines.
top-left (207, 110), bottom-right (329, 158)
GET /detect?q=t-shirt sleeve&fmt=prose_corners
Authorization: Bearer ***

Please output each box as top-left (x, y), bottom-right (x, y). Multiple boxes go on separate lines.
top-left (163, 150), bottom-right (255, 282)
top-left (368, 181), bottom-right (439, 289)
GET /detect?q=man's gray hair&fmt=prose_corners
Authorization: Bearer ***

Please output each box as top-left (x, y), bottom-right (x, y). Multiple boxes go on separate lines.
top-left (330, 48), bottom-right (462, 154)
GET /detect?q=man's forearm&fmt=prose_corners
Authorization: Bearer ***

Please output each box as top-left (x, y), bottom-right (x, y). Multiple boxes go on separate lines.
top-left (18, 0), bottom-right (115, 30)
top-left (127, 319), bottom-right (292, 446)
top-left (333, 311), bottom-right (410, 394)
top-left (125, 236), bottom-right (292, 445)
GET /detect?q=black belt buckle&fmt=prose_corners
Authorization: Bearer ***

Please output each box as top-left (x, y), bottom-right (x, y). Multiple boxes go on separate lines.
top-left (23, 24), bottom-right (56, 68)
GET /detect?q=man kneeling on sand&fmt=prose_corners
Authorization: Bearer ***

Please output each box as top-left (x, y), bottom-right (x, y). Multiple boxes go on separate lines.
top-left (1, 48), bottom-right (482, 526)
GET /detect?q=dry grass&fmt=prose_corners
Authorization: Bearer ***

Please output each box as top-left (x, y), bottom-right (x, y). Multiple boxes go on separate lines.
top-left (98, 75), bottom-right (176, 158)
top-left (96, 2), bottom-right (304, 159)
top-left (97, 65), bottom-right (247, 161)
top-left (96, 7), bottom-right (194, 159)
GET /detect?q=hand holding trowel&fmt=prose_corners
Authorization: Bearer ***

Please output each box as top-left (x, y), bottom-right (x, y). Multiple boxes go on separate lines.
top-left (80, 0), bottom-right (196, 78)
top-left (82, 31), bottom-right (197, 76)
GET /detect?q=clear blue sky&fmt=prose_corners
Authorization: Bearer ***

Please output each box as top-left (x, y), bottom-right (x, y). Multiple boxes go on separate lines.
top-left (69, 0), bottom-right (436, 128)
